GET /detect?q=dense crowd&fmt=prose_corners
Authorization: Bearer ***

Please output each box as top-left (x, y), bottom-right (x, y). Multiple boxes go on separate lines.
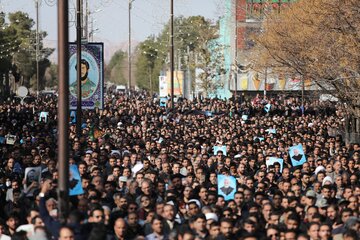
top-left (0, 90), bottom-right (359, 240)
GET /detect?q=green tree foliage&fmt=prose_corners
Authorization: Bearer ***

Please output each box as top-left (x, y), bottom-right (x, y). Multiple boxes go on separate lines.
top-left (0, 11), bottom-right (54, 93)
top-left (0, 12), bottom-right (17, 97)
top-left (43, 63), bottom-right (58, 88)
top-left (196, 41), bottom-right (227, 97)
top-left (134, 16), bottom-right (226, 95)
top-left (105, 50), bottom-right (127, 85)
top-left (135, 35), bottom-right (165, 92)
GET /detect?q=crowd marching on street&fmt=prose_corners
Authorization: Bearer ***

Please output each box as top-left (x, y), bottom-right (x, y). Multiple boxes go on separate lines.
top-left (0, 89), bottom-right (359, 240)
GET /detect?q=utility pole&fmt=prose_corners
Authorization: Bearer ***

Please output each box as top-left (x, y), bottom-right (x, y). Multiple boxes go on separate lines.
top-left (57, 0), bottom-right (70, 224)
top-left (301, 76), bottom-right (305, 115)
top-left (264, 67), bottom-right (267, 97)
top-left (76, 0), bottom-right (82, 137)
top-left (234, 0), bottom-right (238, 101)
top-left (128, 0), bottom-right (134, 91)
top-left (170, 0), bottom-right (174, 109)
top-left (35, 0), bottom-right (40, 97)
top-left (149, 67), bottom-right (152, 97)
top-left (85, 0), bottom-right (89, 41)
top-left (186, 46), bottom-right (191, 100)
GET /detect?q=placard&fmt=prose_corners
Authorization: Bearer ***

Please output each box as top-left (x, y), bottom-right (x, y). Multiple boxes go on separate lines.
top-left (289, 144), bottom-right (307, 167)
top-left (218, 175), bottom-right (236, 201)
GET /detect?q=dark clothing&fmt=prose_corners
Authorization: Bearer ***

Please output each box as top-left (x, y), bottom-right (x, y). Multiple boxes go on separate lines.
top-left (220, 186), bottom-right (234, 195)
top-left (126, 224), bottom-right (144, 239)
top-left (39, 196), bottom-right (61, 239)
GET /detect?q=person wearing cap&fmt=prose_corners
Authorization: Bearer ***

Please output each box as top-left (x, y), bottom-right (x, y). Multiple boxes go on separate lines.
top-left (305, 190), bottom-right (317, 210)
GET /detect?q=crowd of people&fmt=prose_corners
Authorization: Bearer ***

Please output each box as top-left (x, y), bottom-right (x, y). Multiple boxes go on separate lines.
top-left (0, 89), bottom-right (359, 240)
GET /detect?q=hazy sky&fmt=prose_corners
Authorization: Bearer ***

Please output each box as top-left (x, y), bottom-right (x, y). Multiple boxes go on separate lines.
top-left (2, 0), bottom-right (226, 51)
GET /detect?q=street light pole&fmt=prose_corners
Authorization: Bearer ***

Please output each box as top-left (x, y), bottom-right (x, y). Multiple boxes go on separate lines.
top-left (128, 0), bottom-right (134, 91)
top-left (57, 0), bottom-right (70, 224)
top-left (85, 0), bottom-right (89, 41)
top-left (170, 0), bottom-right (174, 109)
top-left (35, 0), bottom-right (40, 97)
top-left (264, 67), bottom-right (267, 97)
top-left (234, 0), bottom-right (238, 101)
top-left (76, 0), bottom-right (82, 137)
top-left (301, 76), bottom-right (305, 115)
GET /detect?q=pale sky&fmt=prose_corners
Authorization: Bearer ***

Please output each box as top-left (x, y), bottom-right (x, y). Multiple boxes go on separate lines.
top-left (2, 0), bottom-right (227, 61)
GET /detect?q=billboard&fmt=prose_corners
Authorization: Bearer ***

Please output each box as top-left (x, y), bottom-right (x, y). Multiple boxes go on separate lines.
top-left (69, 43), bottom-right (104, 110)
top-left (231, 70), bottom-right (317, 91)
top-left (166, 71), bottom-right (184, 96)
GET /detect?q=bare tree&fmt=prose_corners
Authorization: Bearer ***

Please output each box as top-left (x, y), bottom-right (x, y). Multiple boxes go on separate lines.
top-left (251, 0), bottom-right (360, 116)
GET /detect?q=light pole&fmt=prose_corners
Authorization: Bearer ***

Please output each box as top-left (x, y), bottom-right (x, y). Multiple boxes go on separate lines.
top-left (57, 0), bottom-right (70, 224)
top-left (170, 0), bottom-right (174, 109)
top-left (76, 0), bottom-right (82, 137)
top-left (264, 67), bottom-right (268, 97)
top-left (234, 0), bottom-right (238, 101)
top-left (128, 0), bottom-right (135, 91)
top-left (35, 0), bottom-right (40, 97)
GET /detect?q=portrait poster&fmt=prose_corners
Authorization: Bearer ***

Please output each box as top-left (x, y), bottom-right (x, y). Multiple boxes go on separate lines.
top-left (159, 76), bottom-right (168, 97)
top-left (70, 111), bottom-right (76, 124)
top-left (39, 112), bottom-right (49, 122)
top-left (69, 43), bottom-right (104, 110)
top-left (266, 157), bottom-right (284, 173)
top-left (217, 175), bottom-right (236, 201)
top-left (160, 97), bottom-right (167, 107)
top-left (24, 167), bottom-right (41, 189)
top-left (214, 145), bottom-right (227, 156)
top-left (264, 103), bottom-right (271, 113)
top-left (204, 111), bottom-right (213, 117)
top-left (69, 165), bottom-right (84, 196)
top-left (5, 134), bottom-right (16, 145)
top-left (253, 136), bottom-right (264, 142)
top-left (266, 128), bottom-right (276, 134)
top-left (289, 144), bottom-right (307, 167)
